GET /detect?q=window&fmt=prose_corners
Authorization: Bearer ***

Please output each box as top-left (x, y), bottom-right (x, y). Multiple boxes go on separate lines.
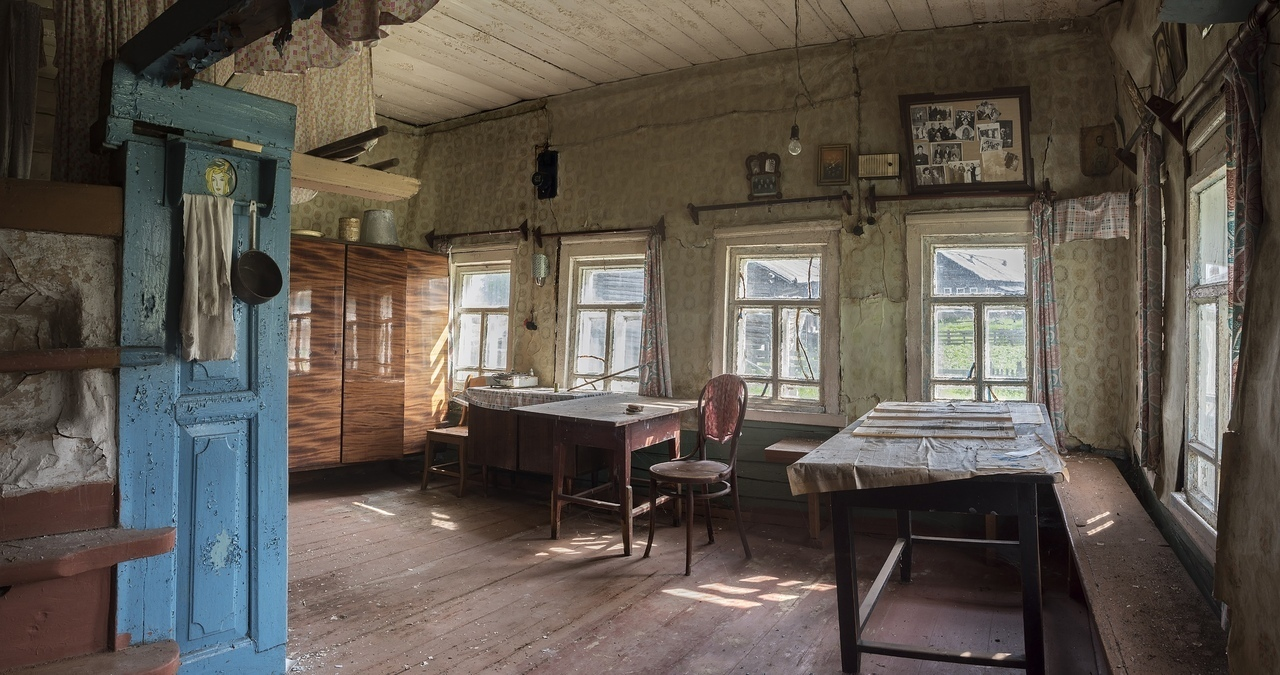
top-left (558, 240), bottom-right (645, 392)
top-left (907, 211), bottom-right (1033, 403)
top-left (450, 250), bottom-right (512, 385)
top-left (712, 225), bottom-right (840, 419)
top-left (1185, 166), bottom-right (1229, 526)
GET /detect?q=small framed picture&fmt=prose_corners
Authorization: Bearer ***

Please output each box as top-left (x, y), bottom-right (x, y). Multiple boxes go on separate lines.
top-left (816, 144), bottom-right (850, 186)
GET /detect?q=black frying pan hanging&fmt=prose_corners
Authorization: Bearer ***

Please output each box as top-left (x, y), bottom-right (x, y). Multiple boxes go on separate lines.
top-left (231, 200), bottom-right (282, 304)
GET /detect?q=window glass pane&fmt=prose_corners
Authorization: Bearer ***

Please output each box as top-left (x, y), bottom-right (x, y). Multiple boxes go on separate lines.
top-left (780, 384), bottom-right (820, 401)
top-left (454, 370), bottom-right (479, 387)
top-left (574, 310), bottom-right (607, 375)
top-left (932, 247), bottom-right (1026, 296)
top-left (482, 314), bottom-right (508, 370)
top-left (734, 308), bottom-right (773, 377)
top-left (932, 306), bottom-right (975, 379)
top-left (1187, 452), bottom-right (1218, 511)
top-left (984, 306), bottom-right (1028, 380)
top-left (1195, 177), bottom-right (1228, 285)
top-left (609, 379), bottom-right (640, 393)
top-left (933, 384), bottom-right (976, 401)
top-left (610, 310), bottom-right (643, 372)
top-left (738, 256), bottom-right (821, 299)
top-left (579, 266), bottom-right (644, 304)
top-left (744, 381), bottom-right (770, 397)
top-left (987, 385), bottom-right (1028, 402)
top-left (459, 271), bottom-right (510, 308)
top-left (779, 308), bottom-right (820, 381)
top-left (456, 313), bottom-right (481, 368)
top-left (1192, 302), bottom-right (1218, 448)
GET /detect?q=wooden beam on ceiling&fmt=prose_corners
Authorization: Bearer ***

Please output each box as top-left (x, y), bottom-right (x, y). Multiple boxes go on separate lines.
top-left (291, 152), bottom-right (421, 202)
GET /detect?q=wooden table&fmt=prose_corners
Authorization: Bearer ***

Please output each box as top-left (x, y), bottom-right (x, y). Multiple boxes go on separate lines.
top-left (514, 394), bottom-right (695, 555)
top-left (787, 402), bottom-right (1065, 674)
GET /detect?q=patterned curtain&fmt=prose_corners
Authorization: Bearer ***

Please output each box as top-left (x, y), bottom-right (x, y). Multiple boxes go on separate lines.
top-left (1137, 131), bottom-right (1165, 469)
top-left (234, 0), bottom-right (437, 75)
top-left (1030, 197), bottom-right (1066, 446)
top-left (1224, 24), bottom-right (1267, 419)
top-left (1, 0), bottom-right (42, 179)
top-left (638, 228), bottom-right (672, 398)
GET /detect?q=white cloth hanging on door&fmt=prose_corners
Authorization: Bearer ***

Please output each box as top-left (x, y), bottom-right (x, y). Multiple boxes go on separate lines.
top-left (181, 194), bottom-right (236, 361)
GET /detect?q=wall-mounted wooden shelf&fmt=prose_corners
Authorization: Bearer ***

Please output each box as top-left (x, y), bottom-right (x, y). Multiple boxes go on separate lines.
top-left (291, 152), bottom-right (420, 202)
top-left (0, 179), bottom-right (123, 238)
top-left (0, 526), bottom-right (176, 587)
top-left (0, 347), bottom-right (165, 373)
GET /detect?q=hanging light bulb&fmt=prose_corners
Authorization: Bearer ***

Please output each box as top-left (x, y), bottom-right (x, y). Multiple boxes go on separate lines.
top-left (788, 124), bottom-right (802, 156)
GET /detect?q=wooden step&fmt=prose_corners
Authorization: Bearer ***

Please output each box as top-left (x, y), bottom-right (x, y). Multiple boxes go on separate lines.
top-left (0, 527), bottom-right (176, 587)
top-left (1054, 454), bottom-right (1227, 672)
top-left (3, 640), bottom-right (179, 675)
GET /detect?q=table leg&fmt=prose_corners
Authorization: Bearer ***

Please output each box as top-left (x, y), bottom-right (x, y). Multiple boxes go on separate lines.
top-left (897, 509), bottom-right (913, 583)
top-left (831, 492), bottom-right (862, 674)
top-left (807, 493), bottom-right (821, 545)
top-left (621, 445), bottom-right (633, 556)
top-left (550, 432), bottom-right (565, 540)
top-left (1018, 483), bottom-right (1045, 675)
top-left (668, 436), bottom-right (682, 527)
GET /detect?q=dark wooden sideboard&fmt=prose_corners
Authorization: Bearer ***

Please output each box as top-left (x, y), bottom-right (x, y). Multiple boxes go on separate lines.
top-left (287, 236), bottom-right (448, 470)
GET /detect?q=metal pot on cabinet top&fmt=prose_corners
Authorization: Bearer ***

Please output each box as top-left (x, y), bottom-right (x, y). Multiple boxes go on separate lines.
top-left (361, 209), bottom-right (397, 245)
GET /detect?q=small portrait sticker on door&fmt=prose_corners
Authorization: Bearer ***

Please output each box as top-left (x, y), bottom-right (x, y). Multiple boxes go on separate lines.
top-left (205, 158), bottom-right (237, 196)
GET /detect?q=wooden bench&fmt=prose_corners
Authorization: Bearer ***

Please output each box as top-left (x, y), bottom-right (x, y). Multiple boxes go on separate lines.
top-left (1054, 453), bottom-right (1228, 673)
top-left (763, 438), bottom-right (826, 546)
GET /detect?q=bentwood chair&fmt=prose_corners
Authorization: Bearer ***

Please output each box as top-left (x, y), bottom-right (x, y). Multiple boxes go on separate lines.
top-left (422, 375), bottom-right (488, 497)
top-left (644, 374), bottom-right (752, 575)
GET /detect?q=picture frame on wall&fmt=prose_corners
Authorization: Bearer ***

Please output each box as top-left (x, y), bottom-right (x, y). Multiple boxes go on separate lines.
top-left (816, 144), bottom-right (850, 185)
top-left (899, 87), bottom-right (1034, 195)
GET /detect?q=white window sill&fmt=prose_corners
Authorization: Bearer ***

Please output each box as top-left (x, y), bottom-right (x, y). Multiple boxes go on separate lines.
top-left (744, 407), bottom-right (847, 428)
top-left (1167, 491), bottom-right (1218, 564)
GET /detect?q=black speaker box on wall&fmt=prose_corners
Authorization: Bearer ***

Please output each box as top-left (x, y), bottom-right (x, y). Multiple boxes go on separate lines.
top-left (532, 149), bottom-right (558, 200)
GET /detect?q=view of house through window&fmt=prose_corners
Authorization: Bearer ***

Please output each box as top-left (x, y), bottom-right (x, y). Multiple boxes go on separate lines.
top-left (730, 254), bottom-right (822, 402)
top-left (1185, 167), bottom-right (1229, 525)
top-left (569, 261), bottom-right (645, 391)
top-left (451, 263), bottom-right (511, 385)
top-left (925, 244), bottom-right (1030, 402)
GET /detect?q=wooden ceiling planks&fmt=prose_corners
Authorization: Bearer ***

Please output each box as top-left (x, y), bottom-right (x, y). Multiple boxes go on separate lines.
top-left (370, 0), bottom-right (1108, 125)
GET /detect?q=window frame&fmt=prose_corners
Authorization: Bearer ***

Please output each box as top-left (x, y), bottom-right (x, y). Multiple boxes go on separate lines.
top-left (449, 247), bottom-right (514, 387)
top-left (906, 210), bottom-right (1035, 402)
top-left (555, 237), bottom-right (647, 392)
top-left (711, 222), bottom-right (841, 423)
top-left (1183, 164), bottom-right (1230, 527)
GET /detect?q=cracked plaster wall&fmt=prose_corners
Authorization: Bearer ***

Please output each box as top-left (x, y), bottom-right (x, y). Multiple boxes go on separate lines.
top-left (0, 231), bottom-right (118, 496)
top-left (294, 19), bottom-right (1134, 451)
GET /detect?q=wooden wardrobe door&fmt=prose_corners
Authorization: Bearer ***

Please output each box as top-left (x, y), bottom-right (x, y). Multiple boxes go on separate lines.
top-left (341, 245), bottom-right (407, 463)
top-left (287, 238), bottom-right (346, 470)
top-left (403, 250), bottom-right (450, 456)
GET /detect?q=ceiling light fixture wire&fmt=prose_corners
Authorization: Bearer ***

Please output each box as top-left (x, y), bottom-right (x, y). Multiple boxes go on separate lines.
top-left (792, 0), bottom-right (816, 123)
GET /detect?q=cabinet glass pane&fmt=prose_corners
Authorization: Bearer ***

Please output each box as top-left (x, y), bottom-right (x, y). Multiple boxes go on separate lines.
top-left (932, 305), bottom-right (975, 379)
top-left (934, 384), bottom-right (976, 401)
top-left (738, 256), bottom-right (821, 299)
top-left (932, 247), bottom-right (1026, 296)
top-left (734, 308), bottom-right (773, 377)
top-left (1195, 177), bottom-right (1228, 285)
top-left (984, 306), bottom-right (1028, 380)
top-left (574, 310), bottom-right (607, 375)
top-left (482, 314), bottom-right (508, 370)
top-left (459, 271), bottom-right (510, 308)
top-left (779, 308), bottom-right (820, 381)
top-left (456, 313), bottom-right (481, 368)
top-left (1192, 302), bottom-right (1218, 448)
top-left (610, 310), bottom-right (643, 372)
top-left (580, 267), bottom-right (644, 304)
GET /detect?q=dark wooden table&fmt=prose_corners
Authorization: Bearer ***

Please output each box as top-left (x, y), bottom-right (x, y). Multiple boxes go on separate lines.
top-left (514, 394), bottom-right (695, 556)
top-left (788, 402), bottom-right (1065, 674)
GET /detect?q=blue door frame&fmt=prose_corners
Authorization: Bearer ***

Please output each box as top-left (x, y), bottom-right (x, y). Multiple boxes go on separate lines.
top-left (104, 63), bottom-right (294, 674)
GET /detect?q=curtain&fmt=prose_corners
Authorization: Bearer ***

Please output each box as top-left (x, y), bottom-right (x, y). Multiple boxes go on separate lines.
top-left (1, 0), bottom-right (41, 178)
top-left (234, 0), bottom-right (437, 75)
top-left (1223, 24), bottom-right (1267, 415)
top-left (1030, 197), bottom-right (1066, 446)
top-left (1136, 131), bottom-right (1165, 470)
top-left (638, 228), bottom-right (672, 398)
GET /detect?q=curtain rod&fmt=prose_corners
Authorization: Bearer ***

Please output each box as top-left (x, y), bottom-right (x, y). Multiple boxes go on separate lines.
top-left (532, 217), bottom-right (664, 247)
top-left (424, 220), bottom-right (529, 249)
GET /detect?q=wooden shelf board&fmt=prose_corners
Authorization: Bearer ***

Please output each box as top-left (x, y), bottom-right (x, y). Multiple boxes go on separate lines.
top-left (291, 151), bottom-right (420, 202)
top-left (7, 639), bottom-right (180, 675)
top-left (0, 178), bottom-right (123, 238)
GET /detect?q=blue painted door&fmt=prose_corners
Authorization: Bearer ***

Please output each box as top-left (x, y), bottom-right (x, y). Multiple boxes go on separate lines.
top-left (106, 64), bottom-right (294, 674)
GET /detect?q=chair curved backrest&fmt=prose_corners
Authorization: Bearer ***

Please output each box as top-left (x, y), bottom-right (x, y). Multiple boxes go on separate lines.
top-left (695, 374), bottom-right (748, 466)
top-left (457, 375), bottom-right (489, 426)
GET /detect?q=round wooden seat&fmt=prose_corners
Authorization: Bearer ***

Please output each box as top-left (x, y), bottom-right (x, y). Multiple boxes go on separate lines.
top-left (648, 459), bottom-right (731, 484)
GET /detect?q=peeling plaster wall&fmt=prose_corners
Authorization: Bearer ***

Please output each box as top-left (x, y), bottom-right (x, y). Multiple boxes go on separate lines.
top-left (0, 231), bottom-right (118, 495)
top-left (381, 19), bottom-right (1132, 451)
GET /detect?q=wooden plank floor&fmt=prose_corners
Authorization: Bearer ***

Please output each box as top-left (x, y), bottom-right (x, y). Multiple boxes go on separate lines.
top-left (287, 471), bottom-right (1098, 674)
